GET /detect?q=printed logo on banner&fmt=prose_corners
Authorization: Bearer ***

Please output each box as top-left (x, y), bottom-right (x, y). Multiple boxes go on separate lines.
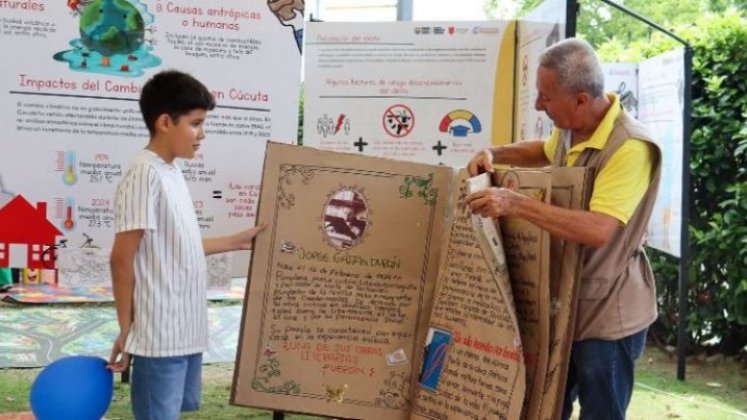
top-left (382, 104), bottom-right (415, 138)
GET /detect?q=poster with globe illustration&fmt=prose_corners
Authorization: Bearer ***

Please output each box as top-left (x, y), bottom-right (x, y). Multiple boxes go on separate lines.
top-left (52, 0), bottom-right (161, 77)
top-left (0, 0), bottom-right (303, 280)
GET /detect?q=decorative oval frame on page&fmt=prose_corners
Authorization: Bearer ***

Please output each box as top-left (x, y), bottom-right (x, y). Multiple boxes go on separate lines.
top-left (321, 188), bottom-right (369, 250)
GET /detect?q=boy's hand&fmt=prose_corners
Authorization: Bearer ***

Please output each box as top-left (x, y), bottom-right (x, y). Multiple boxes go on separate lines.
top-left (107, 331), bottom-right (131, 372)
top-left (234, 222), bottom-right (268, 250)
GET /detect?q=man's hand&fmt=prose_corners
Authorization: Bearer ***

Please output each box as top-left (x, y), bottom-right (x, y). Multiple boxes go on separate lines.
top-left (465, 187), bottom-right (524, 218)
top-left (467, 149), bottom-right (495, 176)
top-left (107, 331), bottom-right (130, 373)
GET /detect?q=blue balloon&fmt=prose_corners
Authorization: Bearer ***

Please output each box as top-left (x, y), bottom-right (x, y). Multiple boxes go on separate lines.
top-left (30, 355), bottom-right (113, 420)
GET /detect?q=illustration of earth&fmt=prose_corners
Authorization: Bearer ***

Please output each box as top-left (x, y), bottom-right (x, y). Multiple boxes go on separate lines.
top-left (79, 0), bottom-right (145, 56)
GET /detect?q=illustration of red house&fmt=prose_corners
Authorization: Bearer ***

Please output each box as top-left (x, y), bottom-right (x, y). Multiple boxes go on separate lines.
top-left (0, 195), bottom-right (62, 270)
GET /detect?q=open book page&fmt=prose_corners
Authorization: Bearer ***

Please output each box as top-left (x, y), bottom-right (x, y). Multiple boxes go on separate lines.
top-left (410, 170), bottom-right (525, 420)
top-left (492, 169), bottom-right (552, 420)
top-left (467, 173), bottom-right (513, 313)
top-left (540, 167), bottom-right (592, 420)
top-left (232, 143), bottom-right (454, 419)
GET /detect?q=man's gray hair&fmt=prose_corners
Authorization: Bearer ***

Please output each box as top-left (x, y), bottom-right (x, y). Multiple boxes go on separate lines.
top-left (539, 38), bottom-right (605, 98)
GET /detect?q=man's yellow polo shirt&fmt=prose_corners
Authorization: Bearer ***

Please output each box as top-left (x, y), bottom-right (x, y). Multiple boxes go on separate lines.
top-left (542, 94), bottom-right (655, 225)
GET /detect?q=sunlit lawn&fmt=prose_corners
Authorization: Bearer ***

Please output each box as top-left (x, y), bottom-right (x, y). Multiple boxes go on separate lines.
top-left (1, 346), bottom-right (745, 419)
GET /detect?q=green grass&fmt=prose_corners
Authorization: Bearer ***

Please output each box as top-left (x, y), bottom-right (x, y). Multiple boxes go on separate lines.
top-left (0, 363), bottom-right (320, 419)
top-left (625, 348), bottom-right (747, 420)
top-left (1, 347), bottom-right (745, 419)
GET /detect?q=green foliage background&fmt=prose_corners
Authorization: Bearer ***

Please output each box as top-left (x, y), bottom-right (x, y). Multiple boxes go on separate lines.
top-left (671, 12), bottom-right (747, 355)
top-left (593, 10), bottom-right (747, 356)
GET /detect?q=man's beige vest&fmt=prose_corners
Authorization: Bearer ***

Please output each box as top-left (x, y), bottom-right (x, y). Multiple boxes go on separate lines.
top-left (553, 109), bottom-right (662, 341)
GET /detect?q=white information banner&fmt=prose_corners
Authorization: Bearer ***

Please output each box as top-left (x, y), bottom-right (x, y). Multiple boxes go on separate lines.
top-left (638, 48), bottom-right (685, 257)
top-left (602, 62), bottom-right (639, 117)
top-left (303, 21), bottom-right (514, 167)
top-left (0, 0), bottom-right (302, 276)
top-left (514, 20), bottom-right (563, 142)
top-left (513, 0), bottom-right (567, 143)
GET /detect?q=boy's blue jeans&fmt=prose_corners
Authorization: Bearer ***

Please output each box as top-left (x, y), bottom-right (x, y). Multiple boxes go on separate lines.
top-left (131, 353), bottom-right (202, 420)
top-left (561, 328), bottom-right (648, 420)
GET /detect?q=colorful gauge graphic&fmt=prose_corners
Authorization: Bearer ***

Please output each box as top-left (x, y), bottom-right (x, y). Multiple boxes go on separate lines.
top-left (438, 110), bottom-right (481, 137)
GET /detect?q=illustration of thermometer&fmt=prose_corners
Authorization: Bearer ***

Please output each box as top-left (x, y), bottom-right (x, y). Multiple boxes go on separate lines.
top-left (63, 150), bottom-right (78, 185)
top-left (63, 197), bottom-right (75, 230)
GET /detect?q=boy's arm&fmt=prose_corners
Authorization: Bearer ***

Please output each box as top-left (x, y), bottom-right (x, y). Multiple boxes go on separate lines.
top-left (202, 223), bottom-right (267, 256)
top-left (108, 229), bottom-right (143, 372)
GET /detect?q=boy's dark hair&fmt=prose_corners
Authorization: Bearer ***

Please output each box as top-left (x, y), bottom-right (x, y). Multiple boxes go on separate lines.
top-left (139, 70), bottom-right (216, 134)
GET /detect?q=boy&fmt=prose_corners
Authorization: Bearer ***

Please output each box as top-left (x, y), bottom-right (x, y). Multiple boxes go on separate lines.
top-left (107, 70), bottom-right (265, 419)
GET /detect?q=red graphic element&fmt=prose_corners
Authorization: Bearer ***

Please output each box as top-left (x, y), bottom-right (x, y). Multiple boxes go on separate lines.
top-left (67, 0), bottom-right (86, 12)
top-left (382, 104), bottom-right (415, 138)
top-left (0, 196), bottom-right (62, 270)
top-left (262, 344), bottom-right (277, 358)
top-left (64, 204), bottom-right (75, 230)
top-left (438, 117), bottom-right (451, 132)
top-left (334, 113), bottom-right (346, 134)
top-left (448, 26), bottom-right (455, 35)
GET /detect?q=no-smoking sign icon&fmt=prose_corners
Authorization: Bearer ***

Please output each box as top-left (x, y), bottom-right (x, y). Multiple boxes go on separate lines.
top-left (382, 104), bottom-right (415, 137)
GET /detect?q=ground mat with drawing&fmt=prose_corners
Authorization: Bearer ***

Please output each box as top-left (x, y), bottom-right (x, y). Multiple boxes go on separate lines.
top-left (0, 304), bottom-right (243, 368)
top-left (2, 284), bottom-right (245, 304)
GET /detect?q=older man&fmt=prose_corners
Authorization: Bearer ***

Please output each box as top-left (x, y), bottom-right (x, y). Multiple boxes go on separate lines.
top-left (465, 38), bottom-right (661, 420)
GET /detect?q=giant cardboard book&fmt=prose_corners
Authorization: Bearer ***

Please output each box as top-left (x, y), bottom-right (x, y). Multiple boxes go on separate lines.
top-left (232, 142), bottom-right (592, 419)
